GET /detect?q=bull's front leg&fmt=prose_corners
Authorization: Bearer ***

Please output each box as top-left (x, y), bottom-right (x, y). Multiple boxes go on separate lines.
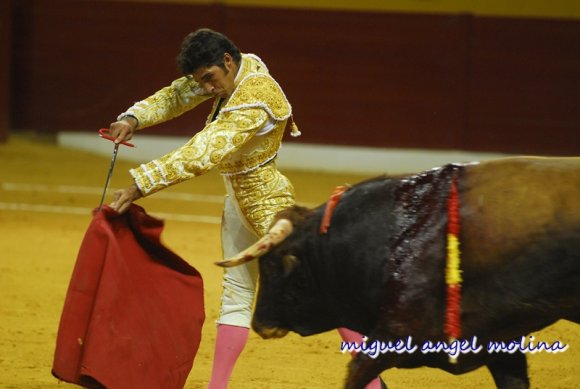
top-left (486, 352), bottom-right (529, 389)
top-left (345, 349), bottom-right (404, 389)
top-left (345, 356), bottom-right (383, 389)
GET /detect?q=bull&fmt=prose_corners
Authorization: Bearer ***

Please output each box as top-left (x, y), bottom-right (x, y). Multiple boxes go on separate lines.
top-left (216, 157), bottom-right (580, 389)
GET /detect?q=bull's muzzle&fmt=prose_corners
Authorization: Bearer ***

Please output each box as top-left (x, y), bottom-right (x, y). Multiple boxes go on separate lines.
top-left (253, 325), bottom-right (289, 339)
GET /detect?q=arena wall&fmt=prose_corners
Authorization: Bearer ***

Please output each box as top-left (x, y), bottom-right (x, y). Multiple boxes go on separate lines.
top-left (0, 0), bottom-right (12, 142)
top-left (7, 0), bottom-right (580, 155)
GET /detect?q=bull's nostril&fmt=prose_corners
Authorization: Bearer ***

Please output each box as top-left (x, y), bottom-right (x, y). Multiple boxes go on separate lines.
top-left (262, 327), bottom-right (289, 339)
top-left (253, 323), bottom-right (289, 339)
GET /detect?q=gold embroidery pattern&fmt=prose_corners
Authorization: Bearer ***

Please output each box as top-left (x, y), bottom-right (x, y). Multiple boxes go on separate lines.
top-left (224, 74), bottom-right (291, 121)
top-left (228, 161), bottom-right (295, 236)
top-left (210, 151), bottom-right (223, 164)
top-left (130, 108), bottom-right (272, 195)
top-left (217, 121), bottom-right (285, 175)
top-left (123, 77), bottom-right (211, 129)
top-left (213, 136), bottom-right (227, 148)
top-left (233, 133), bottom-right (245, 146)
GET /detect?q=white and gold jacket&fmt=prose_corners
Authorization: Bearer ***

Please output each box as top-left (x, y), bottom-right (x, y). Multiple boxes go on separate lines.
top-left (119, 54), bottom-right (299, 235)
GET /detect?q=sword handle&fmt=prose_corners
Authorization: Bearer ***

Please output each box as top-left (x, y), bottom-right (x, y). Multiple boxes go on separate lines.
top-left (98, 128), bottom-right (135, 147)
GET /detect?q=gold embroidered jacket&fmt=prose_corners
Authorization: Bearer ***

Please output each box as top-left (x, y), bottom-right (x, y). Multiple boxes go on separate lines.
top-left (119, 54), bottom-right (297, 235)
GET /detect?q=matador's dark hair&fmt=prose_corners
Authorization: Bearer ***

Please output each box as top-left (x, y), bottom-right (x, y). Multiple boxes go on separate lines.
top-left (177, 28), bottom-right (242, 75)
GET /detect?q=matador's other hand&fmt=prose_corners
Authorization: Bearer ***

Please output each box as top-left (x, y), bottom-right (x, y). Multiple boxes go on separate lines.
top-left (110, 184), bottom-right (142, 214)
top-left (109, 117), bottom-right (137, 144)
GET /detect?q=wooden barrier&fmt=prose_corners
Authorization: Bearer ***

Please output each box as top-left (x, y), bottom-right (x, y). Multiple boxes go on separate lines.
top-left (0, 0), bottom-right (12, 142)
top-left (8, 0), bottom-right (580, 155)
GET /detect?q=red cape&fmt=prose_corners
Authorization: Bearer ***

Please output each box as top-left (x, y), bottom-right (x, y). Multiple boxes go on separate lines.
top-left (53, 204), bottom-right (205, 389)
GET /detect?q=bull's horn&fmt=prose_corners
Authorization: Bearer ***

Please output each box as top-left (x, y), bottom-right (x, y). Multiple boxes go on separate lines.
top-left (214, 218), bottom-right (293, 267)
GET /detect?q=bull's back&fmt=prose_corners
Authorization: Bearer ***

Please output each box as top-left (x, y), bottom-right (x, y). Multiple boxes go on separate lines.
top-left (459, 156), bottom-right (580, 267)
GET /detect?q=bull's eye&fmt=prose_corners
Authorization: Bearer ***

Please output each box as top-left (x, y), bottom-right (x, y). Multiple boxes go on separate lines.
top-left (282, 254), bottom-right (298, 276)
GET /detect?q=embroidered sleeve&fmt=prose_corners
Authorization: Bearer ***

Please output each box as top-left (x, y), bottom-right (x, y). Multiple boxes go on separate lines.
top-left (117, 76), bottom-right (211, 129)
top-left (130, 108), bottom-right (269, 195)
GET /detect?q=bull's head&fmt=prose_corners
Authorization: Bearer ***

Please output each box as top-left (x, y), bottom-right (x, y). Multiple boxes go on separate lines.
top-left (216, 206), bottom-right (340, 338)
top-left (215, 174), bottom-right (396, 340)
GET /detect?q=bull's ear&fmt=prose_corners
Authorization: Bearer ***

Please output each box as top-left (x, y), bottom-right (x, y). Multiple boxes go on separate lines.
top-left (282, 254), bottom-right (298, 276)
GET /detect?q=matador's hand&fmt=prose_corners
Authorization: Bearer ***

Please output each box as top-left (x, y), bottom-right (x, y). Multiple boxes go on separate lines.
top-left (110, 184), bottom-right (142, 214)
top-left (109, 117), bottom-right (137, 144)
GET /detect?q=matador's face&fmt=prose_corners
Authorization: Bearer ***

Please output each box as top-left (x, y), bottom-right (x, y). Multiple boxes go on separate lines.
top-left (191, 53), bottom-right (238, 98)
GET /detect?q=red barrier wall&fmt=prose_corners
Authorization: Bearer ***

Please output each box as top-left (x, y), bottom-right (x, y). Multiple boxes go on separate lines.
top-left (9, 0), bottom-right (580, 154)
top-left (0, 0), bottom-right (13, 142)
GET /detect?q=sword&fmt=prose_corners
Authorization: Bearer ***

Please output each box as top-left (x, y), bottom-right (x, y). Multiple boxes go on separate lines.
top-left (97, 128), bottom-right (135, 211)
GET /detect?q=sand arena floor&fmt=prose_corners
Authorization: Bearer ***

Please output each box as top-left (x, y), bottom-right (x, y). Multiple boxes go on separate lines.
top-left (0, 134), bottom-right (578, 388)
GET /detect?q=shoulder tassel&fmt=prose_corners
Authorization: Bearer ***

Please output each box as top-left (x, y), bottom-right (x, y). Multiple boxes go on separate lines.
top-left (290, 115), bottom-right (301, 137)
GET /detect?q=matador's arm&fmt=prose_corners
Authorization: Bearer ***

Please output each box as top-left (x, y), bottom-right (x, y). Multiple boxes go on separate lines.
top-left (130, 107), bottom-right (270, 195)
top-left (118, 76), bottom-right (212, 129)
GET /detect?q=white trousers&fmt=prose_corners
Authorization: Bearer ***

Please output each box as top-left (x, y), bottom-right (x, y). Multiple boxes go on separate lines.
top-left (216, 194), bottom-right (259, 328)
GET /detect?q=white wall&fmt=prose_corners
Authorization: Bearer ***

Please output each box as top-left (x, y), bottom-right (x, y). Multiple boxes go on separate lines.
top-left (57, 131), bottom-right (509, 175)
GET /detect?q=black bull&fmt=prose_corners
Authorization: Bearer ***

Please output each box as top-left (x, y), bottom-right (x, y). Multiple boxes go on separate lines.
top-left (217, 157), bottom-right (580, 388)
